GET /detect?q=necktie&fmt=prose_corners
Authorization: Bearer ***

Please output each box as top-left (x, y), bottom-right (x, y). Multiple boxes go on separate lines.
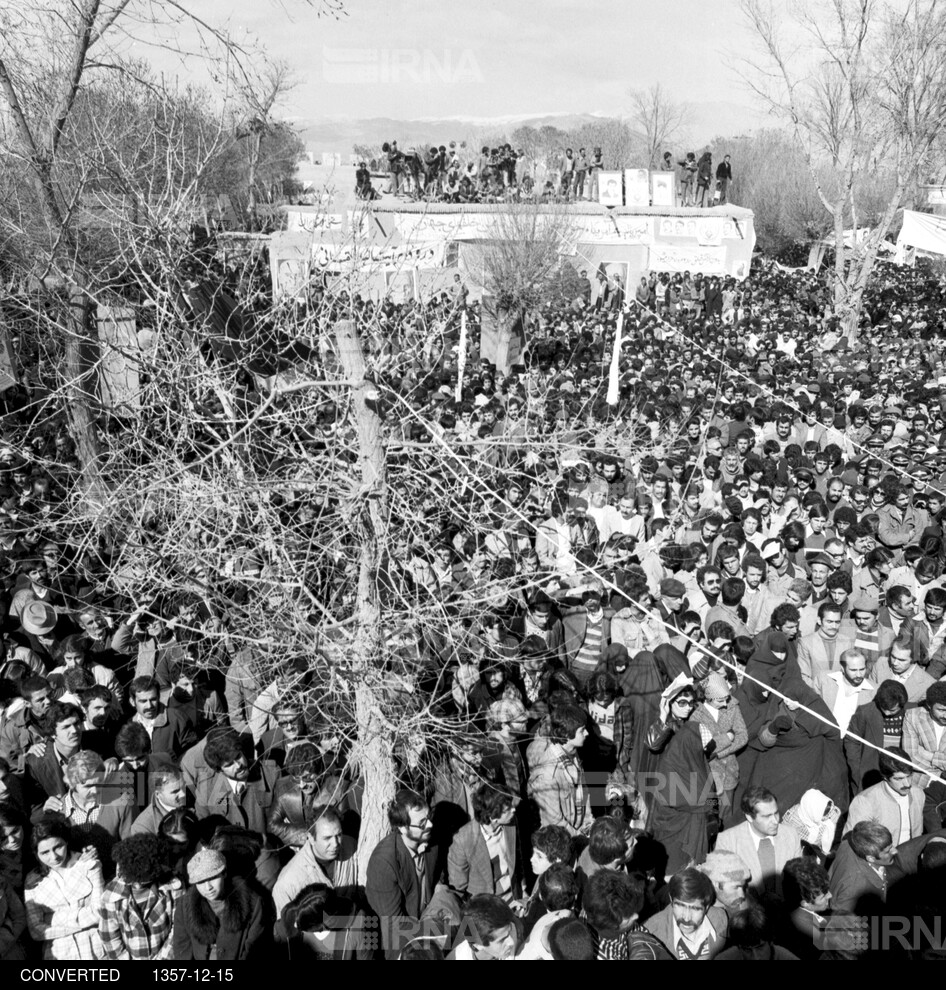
top-left (758, 836), bottom-right (777, 895)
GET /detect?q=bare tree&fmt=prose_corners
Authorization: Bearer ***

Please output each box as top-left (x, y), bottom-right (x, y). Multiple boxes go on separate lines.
top-left (628, 84), bottom-right (691, 168)
top-left (738, 0), bottom-right (946, 335)
top-left (233, 57), bottom-right (302, 226)
top-left (472, 205), bottom-right (577, 371)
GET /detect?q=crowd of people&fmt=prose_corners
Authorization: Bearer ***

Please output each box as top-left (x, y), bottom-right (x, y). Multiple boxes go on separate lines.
top-left (355, 142), bottom-right (732, 207)
top-left (1, 251), bottom-right (946, 962)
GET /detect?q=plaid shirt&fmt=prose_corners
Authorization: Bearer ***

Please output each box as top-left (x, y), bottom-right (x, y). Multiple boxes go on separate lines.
top-left (25, 854), bottom-right (104, 960)
top-left (98, 878), bottom-right (182, 961)
top-left (903, 707), bottom-right (946, 788)
top-left (62, 793), bottom-right (102, 837)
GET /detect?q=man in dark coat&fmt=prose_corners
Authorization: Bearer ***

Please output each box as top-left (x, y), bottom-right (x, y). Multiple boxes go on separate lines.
top-left (365, 787), bottom-right (453, 959)
top-left (125, 676), bottom-right (197, 763)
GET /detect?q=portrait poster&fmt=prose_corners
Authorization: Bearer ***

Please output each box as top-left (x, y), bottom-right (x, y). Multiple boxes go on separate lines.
top-left (598, 171), bottom-right (624, 207)
top-left (651, 172), bottom-right (675, 207)
top-left (623, 169), bottom-right (650, 207)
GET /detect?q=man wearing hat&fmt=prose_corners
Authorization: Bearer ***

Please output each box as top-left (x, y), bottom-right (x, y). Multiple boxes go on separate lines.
top-left (698, 849), bottom-right (752, 917)
top-left (762, 538), bottom-right (800, 599)
top-left (10, 559), bottom-right (67, 623)
top-left (847, 591), bottom-right (895, 671)
top-left (19, 600), bottom-right (65, 669)
top-left (656, 578), bottom-right (688, 632)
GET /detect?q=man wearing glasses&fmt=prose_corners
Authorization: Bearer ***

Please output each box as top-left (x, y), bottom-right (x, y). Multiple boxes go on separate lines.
top-left (367, 788), bottom-right (452, 958)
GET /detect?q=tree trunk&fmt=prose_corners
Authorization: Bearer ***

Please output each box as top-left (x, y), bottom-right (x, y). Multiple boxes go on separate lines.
top-left (65, 285), bottom-right (107, 503)
top-left (332, 318), bottom-right (396, 877)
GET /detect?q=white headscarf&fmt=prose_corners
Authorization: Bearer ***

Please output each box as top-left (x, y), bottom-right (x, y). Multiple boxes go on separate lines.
top-left (784, 788), bottom-right (840, 854)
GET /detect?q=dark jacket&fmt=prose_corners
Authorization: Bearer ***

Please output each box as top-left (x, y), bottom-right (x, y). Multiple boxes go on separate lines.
top-left (124, 706), bottom-right (197, 763)
top-left (170, 879), bottom-right (269, 960)
top-left (365, 831), bottom-right (444, 958)
top-left (266, 774), bottom-right (350, 850)
top-left (194, 762), bottom-right (282, 890)
top-left (844, 702), bottom-right (887, 793)
top-left (25, 743), bottom-right (67, 815)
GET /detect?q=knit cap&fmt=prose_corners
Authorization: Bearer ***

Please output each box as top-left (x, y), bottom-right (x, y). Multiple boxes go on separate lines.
top-left (703, 673), bottom-right (731, 700)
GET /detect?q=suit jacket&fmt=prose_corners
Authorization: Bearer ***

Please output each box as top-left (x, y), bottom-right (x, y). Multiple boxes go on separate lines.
top-left (795, 629), bottom-right (855, 687)
top-left (869, 657), bottom-right (934, 704)
top-left (714, 821), bottom-right (803, 897)
top-left (447, 820), bottom-right (520, 900)
top-left (843, 781), bottom-right (924, 842)
top-left (829, 836), bottom-right (887, 914)
top-left (25, 744), bottom-right (68, 816)
top-left (194, 762), bottom-right (280, 839)
top-left (643, 903), bottom-right (729, 959)
top-left (365, 831), bottom-right (444, 957)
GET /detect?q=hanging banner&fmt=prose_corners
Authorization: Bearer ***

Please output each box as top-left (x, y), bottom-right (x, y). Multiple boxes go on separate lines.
top-left (896, 209), bottom-right (946, 263)
top-left (286, 208), bottom-right (345, 233)
top-left (623, 169), bottom-right (650, 207)
top-left (647, 243), bottom-right (728, 274)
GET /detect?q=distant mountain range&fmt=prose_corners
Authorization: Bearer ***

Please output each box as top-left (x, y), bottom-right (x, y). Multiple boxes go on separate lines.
top-left (290, 102), bottom-right (776, 154)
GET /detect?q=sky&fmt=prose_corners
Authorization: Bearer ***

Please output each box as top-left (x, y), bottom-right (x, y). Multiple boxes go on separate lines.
top-left (131, 0), bottom-right (765, 121)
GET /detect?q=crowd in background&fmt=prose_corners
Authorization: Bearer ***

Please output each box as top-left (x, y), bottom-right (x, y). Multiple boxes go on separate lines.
top-left (0, 255), bottom-right (946, 960)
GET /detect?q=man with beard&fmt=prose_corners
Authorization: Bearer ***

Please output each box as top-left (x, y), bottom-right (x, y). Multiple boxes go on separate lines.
top-left (166, 661), bottom-right (225, 737)
top-left (125, 676), bottom-right (197, 763)
top-left (366, 787), bottom-right (450, 958)
top-left (194, 728), bottom-right (281, 890)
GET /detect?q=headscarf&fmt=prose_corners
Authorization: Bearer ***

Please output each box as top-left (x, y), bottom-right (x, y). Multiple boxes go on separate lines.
top-left (782, 788), bottom-right (840, 854)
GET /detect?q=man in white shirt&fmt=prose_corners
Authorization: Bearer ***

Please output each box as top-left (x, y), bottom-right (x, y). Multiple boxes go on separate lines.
top-left (586, 481), bottom-right (622, 547)
top-left (818, 648), bottom-right (876, 734)
top-left (611, 495), bottom-right (646, 542)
